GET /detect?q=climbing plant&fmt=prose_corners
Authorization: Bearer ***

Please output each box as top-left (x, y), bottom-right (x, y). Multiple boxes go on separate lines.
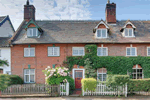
top-left (0, 59), bottom-right (8, 66)
top-left (63, 44), bottom-right (150, 78)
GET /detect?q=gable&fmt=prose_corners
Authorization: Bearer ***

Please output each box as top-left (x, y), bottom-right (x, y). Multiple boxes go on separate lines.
top-left (123, 21), bottom-right (136, 29)
top-left (126, 24), bottom-right (133, 28)
top-left (95, 20), bottom-right (109, 29)
top-left (28, 23), bottom-right (36, 28)
top-left (98, 24), bottom-right (106, 28)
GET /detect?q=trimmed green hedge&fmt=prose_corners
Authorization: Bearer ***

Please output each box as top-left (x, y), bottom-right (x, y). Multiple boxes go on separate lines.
top-left (128, 79), bottom-right (150, 92)
top-left (8, 75), bottom-right (24, 86)
top-left (0, 74), bottom-right (23, 91)
top-left (106, 75), bottom-right (130, 87)
top-left (81, 78), bottom-right (97, 91)
top-left (0, 74), bottom-right (10, 91)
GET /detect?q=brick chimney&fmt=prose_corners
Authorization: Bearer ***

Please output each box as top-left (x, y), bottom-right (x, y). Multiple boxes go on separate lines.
top-left (24, 0), bottom-right (35, 21)
top-left (105, 1), bottom-right (116, 24)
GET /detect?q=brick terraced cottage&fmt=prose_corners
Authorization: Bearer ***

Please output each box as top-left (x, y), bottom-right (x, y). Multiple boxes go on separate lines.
top-left (11, 0), bottom-right (150, 89)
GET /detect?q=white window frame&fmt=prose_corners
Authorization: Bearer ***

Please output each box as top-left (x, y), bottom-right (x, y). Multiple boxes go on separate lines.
top-left (27, 28), bottom-right (38, 37)
top-left (124, 28), bottom-right (135, 37)
top-left (126, 47), bottom-right (137, 56)
top-left (24, 69), bottom-right (35, 83)
top-left (97, 69), bottom-right (107, 81)
top-left (72, 47), bottom-right (85, 56)
top-left (96, 29), bottom-right (107, 38)
top-left (147, 47), bottom-right (150, 56)
top-left (24, 48), bottom-right (35, 57)
top-left (48, 47), bottom-right (60, 56)
top-left (97, 47), bottom-right (108, 56)
top-left (132, 64), bottom-right (143, 79)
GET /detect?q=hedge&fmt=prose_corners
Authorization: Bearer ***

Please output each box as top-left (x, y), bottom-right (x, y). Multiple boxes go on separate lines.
top-left (47, 76), bottom-right (75, 94)
top-left (0, 74), bottom-right (23, 91)
top-left (8, 75), bottom-right (24, 86)
top-left (106, 75), bottom-right (130, 86)
top-left (128, 79), bottom-right (150, 93)
top-left (81, 78), bottom-right (97, 91)
top-left (0, 74), bottom-right (10, 91)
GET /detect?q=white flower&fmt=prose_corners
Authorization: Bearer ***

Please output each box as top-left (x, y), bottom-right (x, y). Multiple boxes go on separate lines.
top-left (45, 68), bottom-right (48, 70)
top-left (47, 66), bottom-right (50, 68)
top-left (54, 74), bottom-right (56, 76)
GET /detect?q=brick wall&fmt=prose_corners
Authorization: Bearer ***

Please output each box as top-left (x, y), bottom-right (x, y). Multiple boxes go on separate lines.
top-left (11, 43), bottom-right (150, 84)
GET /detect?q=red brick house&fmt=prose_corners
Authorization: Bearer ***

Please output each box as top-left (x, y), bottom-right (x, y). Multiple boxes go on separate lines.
top-left (11, 0), bottom-right (150, 89)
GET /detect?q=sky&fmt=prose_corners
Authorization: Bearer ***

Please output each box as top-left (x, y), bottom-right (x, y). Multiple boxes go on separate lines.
top-left (0, 0), bottom-right (150, 31)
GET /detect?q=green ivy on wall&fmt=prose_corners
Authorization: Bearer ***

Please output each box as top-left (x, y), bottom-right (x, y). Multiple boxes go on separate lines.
top-left (63, 44), bottom-right (150, 78)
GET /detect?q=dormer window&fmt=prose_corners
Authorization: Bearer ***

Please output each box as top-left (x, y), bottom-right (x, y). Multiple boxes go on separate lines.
top-left (25, 19), bottom-right (43, 38)
top-left (96, 29), bottom-right (107, 38)
top-left (124, 28), bottom-right (134, 37)
top-left (27, 28), bottom-right (38, 37)
top-left (94, 20), bottom-right (109, 39)
top-left (121, 20), bottom-right (136, 38)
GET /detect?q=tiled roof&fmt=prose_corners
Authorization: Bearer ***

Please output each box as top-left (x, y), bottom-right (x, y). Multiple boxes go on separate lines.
top-left (0, 37), bottom-right (11, 47)
top-left (0, 16), bottom-right (6, 22)
top-left (12, 20), bottom-right (150, 44)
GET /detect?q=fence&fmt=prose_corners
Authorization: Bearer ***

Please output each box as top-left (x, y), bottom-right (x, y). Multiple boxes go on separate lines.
top-left (1, 82), bottom-right (69, 96)
top-left (82, 82), bottom-right (127, 97)
top-left (60, 82), bottom-right (69, 96)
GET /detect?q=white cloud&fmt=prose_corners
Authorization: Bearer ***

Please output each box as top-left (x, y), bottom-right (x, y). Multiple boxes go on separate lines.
top-left (0, 0), bottom-right (91, 30)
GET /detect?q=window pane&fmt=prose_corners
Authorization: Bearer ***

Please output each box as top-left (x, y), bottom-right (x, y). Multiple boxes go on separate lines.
top-left (48, 47), bottom-right (53, 56)
top-left (129, 29), bottom-right (132, 36)
top-left (102, 30), bottom-right (106, 37)
top-left (132, 74), bottom-right (136, 79)
top-left (148, 48), bottom-right (150, 56)
top-left (29, 29), bottom-right (32, 36)
top-left (24, 48), bottom-right (29, 56)
top-left (54, 47), bottom-right (58, 56)
top-left (97, 48), bottom-right (102, 56)
top-left (25, 75), bottom-right (29, 82)
top-left (125, 29), bottom-right (128, 36)
top-left (30, 48), bottom-right (35, 56)
top-left (103, 74), bottom-right (106, 81)
top-left (98, 74), bottom-right (102, 81)
top-left (30, 69), bottom-right (35, 74)
top-left (30, 75), bottom-right (34, 82)
top-left (79, 50), bottom-right (84, 55)
top-left (25, 69), bottom-right (29, 74)
top-left (131, 48), bottom-right (136, 56)
top-left (97, 30), bottom-right (101, 37)
top-left (127, 48), bottom-right (130, 56)
top-left (73, 50), bottom-right (78, 55)
top-left (33, 28), bottom-right (37, 36)
top-left (102, 48), bottom-right (107, 56)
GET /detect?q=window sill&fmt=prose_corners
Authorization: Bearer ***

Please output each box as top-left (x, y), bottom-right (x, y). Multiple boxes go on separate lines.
top-left (97, 55), bottom-right (108, 56)
top-left (48, 55), bottom-right (60, 57)
top-left (24, 82), bottom-right (35, 84)
top-left (126, 55), bottom-right (137, 57)
top-left (72, 55), bottom-right (85, 56)
top-left (95, 37), bottom-right (108, 39)
top-left (24, 56), bottom-right (35, 57)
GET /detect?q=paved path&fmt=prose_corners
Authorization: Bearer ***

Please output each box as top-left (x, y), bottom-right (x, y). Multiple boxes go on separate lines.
top-left (1, 96), bottom-right (150, 100)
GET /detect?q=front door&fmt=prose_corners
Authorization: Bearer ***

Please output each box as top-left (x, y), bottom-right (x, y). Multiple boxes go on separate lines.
top-left (0, 69), bottom-right (3, 74)
top-left (75, 70), bottom-right (83, 89)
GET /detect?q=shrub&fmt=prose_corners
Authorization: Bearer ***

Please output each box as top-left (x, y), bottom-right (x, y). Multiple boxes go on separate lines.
top-left (0, 74), bottom-right (10, 91)
top-left (106, 75), bottom-right (130, 86)
top-left (43, 66), bottom-right (75, 94)
top-left (8, 75), bottom-right (23, 86)
top-left (81, 78), bottom-right (97, 91)
top-left (128, 79), bottom-right (150, 93)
